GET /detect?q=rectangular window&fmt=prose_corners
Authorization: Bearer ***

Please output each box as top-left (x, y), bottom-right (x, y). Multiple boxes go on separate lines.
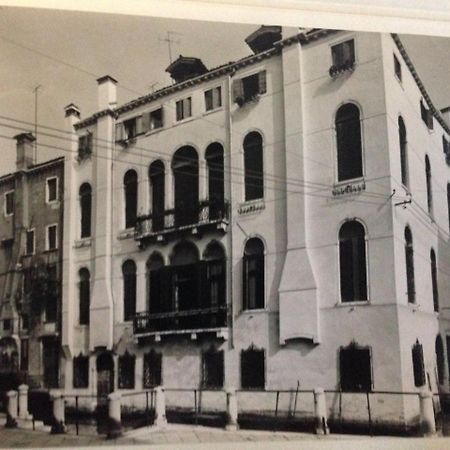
top-left (233, 71), bottom-right (266, 106)
top-left (23, 268), bottom-right (33, 295)
top-left (21, 314), bottom-right (29, 331)
top-left (45, 265), bottom-right (57, 323)
top-left (412, 341), bottom-right (425, 387)
top-left (20, 339), bottom-right (29, 371)
top-left (4, 190), bottom-right (14, 216)
top-left (394, 54), bottom-right (402, 81)
top-left (26, 229), bottom-right (35, 255)
top-left (46, 177), bottom-right (58, 203)
top-left (331, 39), bottom-right (355, 67)
top-left (202, 349), bottom-right (224, 388)
top-left (340, 344), bottom-right (372, 392)
top-left (176, 97), bottom-right (192, 121)
top-left (78, 133), bottom-right (93, 160)
top-left (143, 351), bottom-right (162, 388)
top-left (205, 86), bottom-right (222, 111)
top-left (73, 355), bottom-right (89, 388)
top-left (241, 348), bottom-right (265, 389)
top-left (420, 100), bottom-right (434, 130)
top-left (149, 108), bottom-right (163, 130)
top-left (47, 225), bottom-right (58, 250)
top-left (3, 319), bottom-right (11, 331)
top-left (118, 353), bottom-right (135, 389)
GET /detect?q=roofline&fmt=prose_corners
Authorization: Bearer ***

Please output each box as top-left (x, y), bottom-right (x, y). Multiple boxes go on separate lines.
top-left (391, 33), bottom-right (450, 135)
top-left (0, 156), bottom-right (64, 184)
top-left (74, 28), bottom-right (339, 130)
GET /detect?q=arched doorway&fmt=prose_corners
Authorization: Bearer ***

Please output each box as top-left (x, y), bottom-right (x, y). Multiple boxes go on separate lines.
top-left (172, 146), bottom-right (199, 227)
top-left (96, 352), bottom-right (114, 398)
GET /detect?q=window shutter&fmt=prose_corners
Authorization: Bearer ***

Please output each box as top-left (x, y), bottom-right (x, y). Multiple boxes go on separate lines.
top-left (233, 79), bottom-right (244, 102)
top-left (258, 71), bottom-right (267, 94)
top-left (215, 87), bottom-right (222, 108)
top-left (115, 123), bottom-right (124, 142)
top-left (176, 101), bottom-right (182, 121)
top-left (142, 112), bottom-right (151, 133)
top-left (136, 116), bottom-right (144, 135)
top-left (242, 256), bottom-right (248, 310)
top-left (184, 98), bottom-right (192, 118)
top-left (87, 133), bottom-right (93, 152)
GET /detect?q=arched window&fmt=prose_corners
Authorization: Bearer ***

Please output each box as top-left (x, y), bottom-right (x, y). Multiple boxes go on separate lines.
top-left (122, 260), bottom-right (136, 321)
top-left (79, 268), bottom-right (90, 325)
top-left (79, 183), bottom-right (92, 238)
top-left (398, 117), bottom-right (408, 188)
top-left (204, 242), bottom-right (226, 310)
top-left (205, 143), bottom-right (225, 220)
top-left (243, 132), bottom-right (263, 201)
top-left (124, 170), bottom-right (138, 229)
top-left (336, 103), bottom-right (363, 182)
top-left (412, 339), bottom-right (425, 387)
top-left (436, 335), bottom-right (445, 385)
top-left (339, 221), bottom-right (367, 302)
top-left (405, 227), bottom-right (415, 304)
top-left (431, 249), bottom-right (439, 312)
top-left (243, 238), bottom-right (265, 310)
top-left (146, 253), bottom-right (164, 314)
top-left (149, 160), bottom-right (165, 232)
top-left (172, 146), bottom-right (199, 227)
top-left (73, 353), bottom-right (89, 388)
top-left (425, 155), bottom-right (433, 216)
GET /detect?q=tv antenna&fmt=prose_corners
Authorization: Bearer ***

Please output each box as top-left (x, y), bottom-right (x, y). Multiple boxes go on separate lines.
top-left (160, 31), bottom-right (182, 64)
top-left (33, 84), bottom-right (42, 163)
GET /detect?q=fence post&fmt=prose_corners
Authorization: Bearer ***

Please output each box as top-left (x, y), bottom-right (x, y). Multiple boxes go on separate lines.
top-left (5, 390), bottom-right (18, 428)
top-left (18, 384), bottom-right (30, 420)
top-left (314, 388), bottom-right (329, 435)
top-left (225, 389), bottom-right (239, 431)
top-left (419, 391), bottom-right (436, 436)
top-left (50, 390), bottom-right (65, 434)
top-left (107, 392), bottom-right (122, 439)
top-left (154, 386), bottom-right (167, 427)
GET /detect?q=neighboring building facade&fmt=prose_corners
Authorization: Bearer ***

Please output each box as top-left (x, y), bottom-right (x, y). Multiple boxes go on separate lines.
top-left (0, 133), bottom-right (64, 388)
top-left (61, 27), bottom-right (450, 423)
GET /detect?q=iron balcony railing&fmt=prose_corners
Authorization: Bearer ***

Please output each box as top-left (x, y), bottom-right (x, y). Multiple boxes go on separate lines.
top-left (135, 199), bottom-right (229, 240)
top-left (133, 305), bottom-right (228, 335)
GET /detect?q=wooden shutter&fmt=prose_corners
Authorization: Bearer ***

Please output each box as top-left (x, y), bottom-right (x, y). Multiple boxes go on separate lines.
top-left (176, 101), bottom-right (183, 121)
top-left (258, 71), bottom-right (267, 94)
top-left (242, 256), bottom-right (248, 310)
top-left (233, 79), bottom-right (244, 102)
top-left (183, 98), bottom-right (192, 118)
top-left (115, 123), bottom-right (124, 142)
top-left (142, 112), bottom-right (151, 133)
top-left (136, 116), bottom-right (143, 135)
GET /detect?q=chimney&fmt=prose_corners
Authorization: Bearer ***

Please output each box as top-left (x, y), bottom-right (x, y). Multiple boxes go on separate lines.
top-left (14, 132), bottom-right (35, 170)
top-left (245, 25), bottom-right (282, 54)
top-left (441, 107), bottom-right (450, 129)
top-left (97, 75), bottom-right (117, 111)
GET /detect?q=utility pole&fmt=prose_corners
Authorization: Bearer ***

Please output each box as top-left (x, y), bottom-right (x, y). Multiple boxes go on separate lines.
top-left (33, 84), bottom-right (41, 164)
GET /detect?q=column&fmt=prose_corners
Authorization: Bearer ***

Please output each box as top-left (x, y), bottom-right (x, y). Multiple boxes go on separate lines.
top-left (313, 388), bottom-right (329, 435)
top-left (5, 391), bottom-right (18, 428)
top-left (225, 389), bottom-right (238, 431)
top-left (419, 391), bottom-right (436, 436)
top-left (107, 392), bottom-right (122, 439)
top-left (50, 390), bottom-right (65, 434)
top-left (18, 384), bottom-right (30, 420)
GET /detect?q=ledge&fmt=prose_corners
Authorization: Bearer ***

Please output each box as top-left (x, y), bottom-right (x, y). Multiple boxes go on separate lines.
top-left (73, 238), bottom-right (92, 249)
top-left (238, 199), bottom-right (265, 215)
top-left (332, 180), bottom-right (366, 197)
top-left (117, 229), bottom-right (135, 240)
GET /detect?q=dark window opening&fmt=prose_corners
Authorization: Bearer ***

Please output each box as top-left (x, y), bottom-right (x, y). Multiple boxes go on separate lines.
top-left (436, 335), bottom-right (445, 385)
top-left (20, 339), bottom-right (28, 371)
top-left (446, 336), bottom-right (450, 384)
top-left (233, 71), bottom-right (266, 106)
top-left (78, 133), bottom-right (93, 160)
top-left (420, 100), bottom-right (434, 130)
top-left (124, 118), bottom-right (137, 139)
top-left (124, 170), bottom-right (138, 229)
top-left (405, 227), bottom-right (415, 304)
top-left (205, 86), bottom-right (222, 111)
top-left (43, 338), bottom-right (59, 388)
top-left (243, 238), bottom-right (264, 310)
top-left (398, 117), bottom-right (408, 188)
top-left (79, 183), bottom-right (92, 238)
top-left (340, 343), bottom-right (372, 392)
top-left (21, 314), bottom-right (29, 330)
top-left (330, 39), bottom-right (355, 77)
top-left (3, 319), bottom-right (11, 331)
top-left (205, 143), bottom-right (225, 220)
top-left (149, 108), bottom-right (163, 130)
top-left (47, 225), bottom-right (57, 250)
top-left (443, 135), bottom-right (450, 166)
top-left (123, 260), bottom-right (136, 321)
top-left (204, 243), bottom-right (226, 309)
top-left (23, 268), bottom-right (33, 296)
top-left (44, 265), bottom-right (57, 323)
top-left (425, 156), bottom-right (433, 217)
top-left (339, 221), bottom-right (367, 302)
top-left (394, 54), bottom-right (402, 81)
top-left (336, 103), bottom-right (363, 182)
top-left (244, 132), bottom-right (264, 201)
top-left (412, 339), bottom-right (425, 387)
top-left (5, 191), bottom-right (14, 216)
top-left (241, 347), bottom-right (265, 389)
top-left (118, 351), bottom-right (135, 389)
top-left (143, 350), bottom-right (162, 388)
top-left (176, 97), bottom-right (192, 121)
top-left (73, 354), bottom-right (89, 388)
top-left (202, 347), bottom-right (224, 388)
top-left (431, 249), bottom-right (439, 312)
top-left (147, 253), bottom-right (164, 314)
top-left (47, 178), bottom-right (58, 202)
top-left (79, 268), bottom-right (90, 325)
top-left (149, 160), bottom-right (165, 232)
top-left (26, 229), bottom-right (34, 255)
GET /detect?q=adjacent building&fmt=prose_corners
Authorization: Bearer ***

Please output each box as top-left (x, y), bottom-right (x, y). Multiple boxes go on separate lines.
top-left (0, 133), bottom-right (64, 389)
top-left (60, 26), bottom-right (450, 424)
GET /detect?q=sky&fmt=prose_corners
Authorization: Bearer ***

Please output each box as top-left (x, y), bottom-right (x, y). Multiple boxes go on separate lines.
top-left (0, 5), bottom-right (450, 176)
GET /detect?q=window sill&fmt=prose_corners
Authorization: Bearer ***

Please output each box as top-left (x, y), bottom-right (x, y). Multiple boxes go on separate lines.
top-left (43, 248), bottom-right (58, 254)
top-left (117, 229), bottom-right (135, 240)
top-left (240, 308), bottom-right (267, 315)
top-left (74, 238), bottom-right (92, 249)
top-left (335, 300), bottom-right (370, 307)
top-left (203, 106), bottom-right (223, 117)
top-left (145, 126), bottom-right (164, 137)
top-left (332, 179), bottom-right (366, 197)
top-left (173, 116), bottom-right (195, 127)
top-left (238, 199), bottom-right (265, 215)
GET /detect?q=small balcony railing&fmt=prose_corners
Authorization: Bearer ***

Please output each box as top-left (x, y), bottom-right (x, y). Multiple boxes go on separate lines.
top-left (133, 305), bottom-right (228, 336)
top-left (135, 199), bottom-right (229, 243)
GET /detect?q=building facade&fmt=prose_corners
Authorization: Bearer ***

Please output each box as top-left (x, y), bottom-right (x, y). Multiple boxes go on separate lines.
top-left (0, 133), bottom-right (64, 389)
top-left (61, 27), bottom-right (450, 423)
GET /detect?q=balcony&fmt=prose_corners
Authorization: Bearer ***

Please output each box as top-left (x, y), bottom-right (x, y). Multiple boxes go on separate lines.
top-left (133, 305), bottom-right (228, 340)
top-left (135, 199), bottom-right (229, 246)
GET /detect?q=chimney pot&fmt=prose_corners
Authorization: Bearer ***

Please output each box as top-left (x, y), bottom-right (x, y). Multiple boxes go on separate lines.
top-left (64, 103), bottom-right (81, 118)
top-left (14, 132), bottom-right (35, 170)
top-left (97, 75), bottom-right (117, 111)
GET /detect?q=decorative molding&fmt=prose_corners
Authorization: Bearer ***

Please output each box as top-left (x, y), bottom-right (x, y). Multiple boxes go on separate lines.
top-left (73, 238), bottom-right (92, 249)
top-left (238, 199), bottom-right (265, 215)
top-left (332, 180), bottom-right (366, 197)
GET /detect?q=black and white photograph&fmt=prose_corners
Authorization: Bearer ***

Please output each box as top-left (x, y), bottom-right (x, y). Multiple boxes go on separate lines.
top-left (0, 1), bottom-right (449, 448)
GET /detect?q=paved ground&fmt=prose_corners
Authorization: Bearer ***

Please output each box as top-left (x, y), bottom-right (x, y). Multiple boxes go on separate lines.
top-left (0, 420), bottom-right (449, 449)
